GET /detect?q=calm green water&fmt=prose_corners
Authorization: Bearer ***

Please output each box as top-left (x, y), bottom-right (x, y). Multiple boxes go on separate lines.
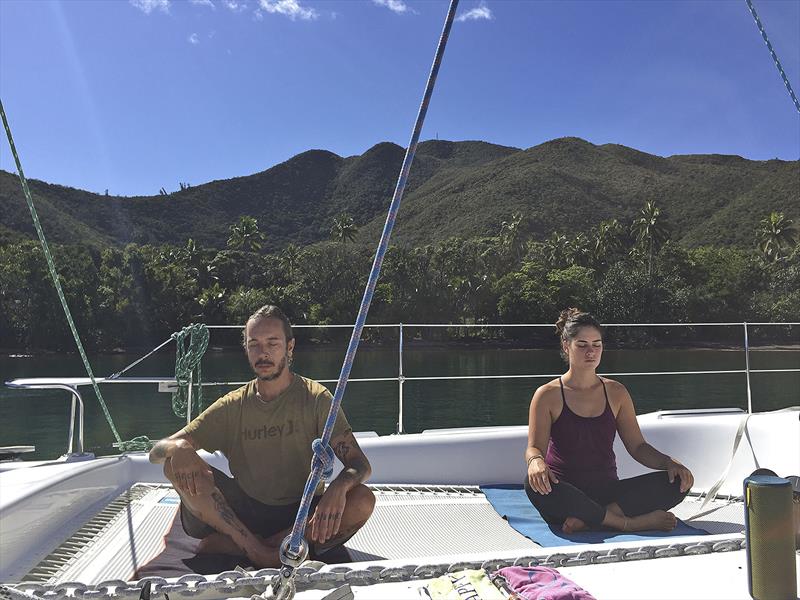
top-left (1, 346), bottom-right (798, 460)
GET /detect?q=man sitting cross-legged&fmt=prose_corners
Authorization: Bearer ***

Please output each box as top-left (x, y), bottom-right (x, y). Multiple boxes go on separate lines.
top-left (149, 304), bottom-right (375, 568)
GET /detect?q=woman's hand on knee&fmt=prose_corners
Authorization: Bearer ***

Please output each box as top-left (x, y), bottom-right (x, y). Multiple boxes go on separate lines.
top-left (666, 459), bottom-right (694, 493)
top-left (527, 458), bottom-right (558, 495)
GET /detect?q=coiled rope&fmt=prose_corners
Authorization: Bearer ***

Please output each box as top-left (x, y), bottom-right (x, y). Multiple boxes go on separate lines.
top-left (171, 324), bottom-right (210, 419)
top-left (266, 1), bottom-right (460, 598)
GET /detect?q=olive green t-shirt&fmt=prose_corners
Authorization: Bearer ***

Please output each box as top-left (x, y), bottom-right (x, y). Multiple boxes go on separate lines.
top-left (181, 374), bottom-right (352, 505)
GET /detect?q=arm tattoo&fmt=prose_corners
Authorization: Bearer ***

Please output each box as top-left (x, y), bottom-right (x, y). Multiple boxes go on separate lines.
top-left (211, 490), bottom-right (248, 537)
top-left (333, 441), bottom-right (351, 461)
top-left (331, 436), bottom-right (370, 484)
top-left (211, 491), bottom-right (237, 526)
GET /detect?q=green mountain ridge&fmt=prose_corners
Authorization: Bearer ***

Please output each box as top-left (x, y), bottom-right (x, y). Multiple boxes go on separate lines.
top-left (1, 137), bottom-right (797, 250)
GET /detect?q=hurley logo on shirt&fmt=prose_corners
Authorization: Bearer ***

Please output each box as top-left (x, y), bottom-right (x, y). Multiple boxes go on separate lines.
top-left (241, 420), bottom-right (295, 440)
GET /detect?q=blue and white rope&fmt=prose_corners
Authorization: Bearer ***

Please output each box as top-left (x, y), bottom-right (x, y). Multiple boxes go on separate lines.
top-left (283, 0), bottom-right (461, 564)
top-left (745, 0), bottom-right (800, 114)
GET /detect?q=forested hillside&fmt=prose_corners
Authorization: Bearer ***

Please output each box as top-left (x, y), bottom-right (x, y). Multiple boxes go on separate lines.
top-left (2, 138), bottom-right (797, 250)
top-left (2, 137), bottom-right (797, 351)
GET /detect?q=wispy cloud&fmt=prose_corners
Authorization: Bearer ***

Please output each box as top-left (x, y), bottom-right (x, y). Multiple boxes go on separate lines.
top-left (373, 0), bottom-right (412, 15)
top-left (188, 32), bottom-right (200, 44)
top-left (222, 0), bottom-right (248, 12)
top-left (190, 0), bottom-right (215, 9)
top-left (130, 0), bottom-right (170, 15)
top-left (456, 2), bottom-right (493, 22)
top-left (258, 0), bottom-right (318, 20)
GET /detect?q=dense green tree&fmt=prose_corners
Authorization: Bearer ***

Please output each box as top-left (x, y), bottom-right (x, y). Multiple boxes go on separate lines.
top-left (685, 246), bottom-right (761, 322)
top-left (493, 259), bottom-right (554, 323)
top-left (227, 216), bottom-right (265, 253)
top-left (1, 218), bottom-right (797, 352)
top-left (751, 253), bottom-right (800, 322)
top-left (375, 246), bottom-right (426, 322)
top-left (596, 260), bottom-right (675, 323)
top-left (547, 265), bottom-right (596, 312)
top-left (292, 242), bottom-right (370, 323)
top-left (197, 282), bottom-right (227, 323)
top-left (757, 212), bottom-right (797, 263)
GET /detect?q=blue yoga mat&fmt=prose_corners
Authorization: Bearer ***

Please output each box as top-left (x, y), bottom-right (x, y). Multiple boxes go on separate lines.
top-left (481, 484), bottom-right (708, 546)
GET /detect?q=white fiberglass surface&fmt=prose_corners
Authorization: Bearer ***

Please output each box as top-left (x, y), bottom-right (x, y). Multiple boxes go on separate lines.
top-left (1, 408), bottom-right (796, 586)
top-left (8, 486), bottom-right (747, 586)
top-left (298, 551), bottom-right (799, 600)
top-left (0, 458), bottom-right (129, 582)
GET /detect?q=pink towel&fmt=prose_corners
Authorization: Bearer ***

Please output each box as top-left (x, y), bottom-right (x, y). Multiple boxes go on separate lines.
top-left (492, 566), bottom-right (596, 600)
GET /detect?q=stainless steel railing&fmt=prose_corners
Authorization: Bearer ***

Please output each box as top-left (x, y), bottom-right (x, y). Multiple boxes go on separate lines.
top-left (5, 321), bottom-right (799, 454)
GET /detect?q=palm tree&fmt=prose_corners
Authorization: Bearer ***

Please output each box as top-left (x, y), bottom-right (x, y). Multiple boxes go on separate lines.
top-left (280, 243), bottom-right (303, 279)
top-left (227, 216), bottom-right (265, 252)
top-left (567, 233), bottom-right (591, 267)
top-left (631, 201), bottom-right (669, 276)
top-left (757, 212), bottom-right (797, 262)
top-left (544, 232), bottom-right (569, 269)
top-left (499, 212), bottom-right (528, 262)
top-left (592, 219), bottom-right (624, 268)
top-left (330, 213), bottom-right (358, 243)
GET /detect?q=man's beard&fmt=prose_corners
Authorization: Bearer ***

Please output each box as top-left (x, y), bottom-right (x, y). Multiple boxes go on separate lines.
top-left (256, 354), bottom-right (288, 381)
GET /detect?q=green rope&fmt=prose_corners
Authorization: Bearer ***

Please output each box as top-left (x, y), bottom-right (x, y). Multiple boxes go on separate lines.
top-left (3, 101), bottom-right (209, 452)
top-left (0, 99), bottom-right (153, 452)
top-left (171, 324), bottom-right (209, 419)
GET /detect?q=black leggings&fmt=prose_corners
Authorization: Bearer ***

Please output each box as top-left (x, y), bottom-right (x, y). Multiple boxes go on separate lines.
top-left (524, 471), bottom-right (688, 528)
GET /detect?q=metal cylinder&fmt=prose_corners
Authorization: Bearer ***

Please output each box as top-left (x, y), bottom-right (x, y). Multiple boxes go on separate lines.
top-left (744, 474), bottom-right (797, 600)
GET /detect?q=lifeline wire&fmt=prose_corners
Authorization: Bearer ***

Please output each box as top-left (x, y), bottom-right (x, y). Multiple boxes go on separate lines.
top-left (283, 0), bottom-right (461, 560)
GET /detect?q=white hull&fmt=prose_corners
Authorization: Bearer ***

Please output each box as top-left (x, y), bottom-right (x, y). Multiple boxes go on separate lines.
top-left (1, 407), bottom-right (798, 598)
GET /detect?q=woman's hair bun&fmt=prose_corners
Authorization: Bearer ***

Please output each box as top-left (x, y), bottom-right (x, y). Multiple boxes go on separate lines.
top-left (555, 307), bottom-right (582, 335)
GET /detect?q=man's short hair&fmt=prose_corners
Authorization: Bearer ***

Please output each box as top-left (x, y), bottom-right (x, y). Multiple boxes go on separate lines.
top-left (243, 305), bottom-right (294, 347)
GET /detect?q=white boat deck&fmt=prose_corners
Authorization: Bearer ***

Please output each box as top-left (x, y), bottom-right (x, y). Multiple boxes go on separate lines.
top-left (293, 550), bottom-right (800, 600)
top-left (2, 408), bottom-right (797, 599)
top-left (17, 483), bottom-right (746, 586)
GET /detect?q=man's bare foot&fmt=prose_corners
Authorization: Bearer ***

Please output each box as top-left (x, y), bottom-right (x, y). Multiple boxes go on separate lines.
top-left (243, 540), bottom-right (280, 568)
top-left (197, 532), bottom-right (283, 567)
top-left (627, 510), bottom-right (677, 532)
top-left (197, 532), bottom-right (242, 556)
top-left (562, 516), bottom-right (589, 533)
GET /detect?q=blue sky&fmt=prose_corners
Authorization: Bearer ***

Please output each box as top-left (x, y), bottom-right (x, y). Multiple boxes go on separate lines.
top-left (1, 0), bottom-right (798, 197)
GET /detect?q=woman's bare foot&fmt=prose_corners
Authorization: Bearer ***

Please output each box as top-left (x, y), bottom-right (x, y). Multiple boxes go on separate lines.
top-left (562, 516), bottom-right (588, 533)
top-left (197, 532), bottom-right (242, 555)
top-left (627, 510), bottom-right (677, 532)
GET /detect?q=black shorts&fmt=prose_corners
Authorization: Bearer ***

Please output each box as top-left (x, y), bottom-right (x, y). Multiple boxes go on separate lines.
top-left (180, 466), bottom-right (321, 539)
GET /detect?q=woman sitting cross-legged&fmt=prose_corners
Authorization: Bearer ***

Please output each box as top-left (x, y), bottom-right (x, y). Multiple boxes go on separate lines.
top-left (525, 308), bottom-right (694, 534)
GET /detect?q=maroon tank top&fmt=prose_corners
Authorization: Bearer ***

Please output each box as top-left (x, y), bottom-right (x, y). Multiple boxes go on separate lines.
top-left (545, 377), bottom-right (618, 490)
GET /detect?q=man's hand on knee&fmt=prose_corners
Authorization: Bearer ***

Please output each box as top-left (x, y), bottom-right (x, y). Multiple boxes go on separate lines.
top-left (309, 481), bottom-right (347, 544)
top-left (167, 446), bottom-right (214, 496)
